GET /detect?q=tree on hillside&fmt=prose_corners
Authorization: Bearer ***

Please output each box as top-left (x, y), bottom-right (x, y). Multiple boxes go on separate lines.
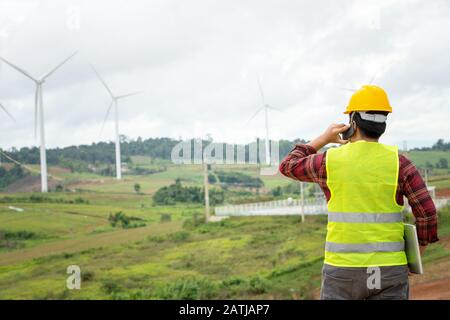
top-left (0, 165), bottom-right (27, 190)
top-left (433, 139), bottom-right (445, 150)
top-left (436, 158), bottom-right (448, 169)
top-left (152, 180), bottom-right (224, 205)
top-left (134, 183), bottom-right (141, 194)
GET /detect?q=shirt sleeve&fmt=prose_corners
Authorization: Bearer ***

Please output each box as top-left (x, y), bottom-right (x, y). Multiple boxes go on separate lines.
top-left (279, 144), bottom-right (328, 188)
top-left (399, 155), bottom-right (439, 246)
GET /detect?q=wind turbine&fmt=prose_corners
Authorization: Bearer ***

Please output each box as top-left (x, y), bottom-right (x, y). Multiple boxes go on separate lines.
top-left (0, 52), bottom-right (77, 192)
top-left (247, 77), bottom-right (280, 165)
top-left (90, 64), bottom-right (141, 180)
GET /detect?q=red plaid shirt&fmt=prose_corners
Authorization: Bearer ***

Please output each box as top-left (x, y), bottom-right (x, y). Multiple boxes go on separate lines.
top-left (279, 143), bottom-right (439, 246)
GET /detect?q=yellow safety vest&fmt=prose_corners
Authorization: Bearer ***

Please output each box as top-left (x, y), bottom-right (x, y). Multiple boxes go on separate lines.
top-left (325, 140), bottom-right (407, 267)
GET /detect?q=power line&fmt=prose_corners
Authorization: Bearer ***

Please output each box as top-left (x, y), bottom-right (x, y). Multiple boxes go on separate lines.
top-left (0, 149), bottom-right (63, 181)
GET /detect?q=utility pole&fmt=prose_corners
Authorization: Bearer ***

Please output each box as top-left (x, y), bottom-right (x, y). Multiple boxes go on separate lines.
top-left (264, 105), bottom-right (270, 165)
top-left (300, 182), bottom-right (305, 223)
top-left (203, 156), bottom-right (210, 223)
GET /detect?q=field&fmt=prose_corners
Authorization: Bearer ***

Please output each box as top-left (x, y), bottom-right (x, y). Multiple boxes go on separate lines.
top-left (402, 150), bottom-right (450, 169)
top-left (0, 157), bottom-right (449, 299)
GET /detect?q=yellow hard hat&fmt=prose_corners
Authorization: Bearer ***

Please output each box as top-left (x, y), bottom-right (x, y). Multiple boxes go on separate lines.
top-left (344, 85), bottom-right (392, 114)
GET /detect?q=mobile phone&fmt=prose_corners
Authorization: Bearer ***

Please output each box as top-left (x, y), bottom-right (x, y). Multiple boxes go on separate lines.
top-left (341, 125), bottom-right (355, 140)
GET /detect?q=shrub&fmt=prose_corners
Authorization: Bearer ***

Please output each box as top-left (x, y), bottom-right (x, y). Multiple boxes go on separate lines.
top-left (214, 170), bottom-right (264, 188)
top-left (108, 212), bottom-right (146, 229)
top-left (152, 180), bottom-right (202, 205)
top-left (0, 230), bottom-right (38, 240)
top-left (272, 186), bottom-right (282, 197)
top-left (102, 279), bottom-right (122, 294)
top-left (0, 164), bottom-right (27, 190)
top-left (160, 213), bottom-right (172, 223)
top-left (81, 270), bottom-right (95, 282)
top-left (168, 231), bottom-right (190, 242)
top-left (248, 275), bottom-right (270, 294)
top-left (154, 278), bottom-right (218, 300)
top-left (208, 174), bottom-right (217, 184)
top-left (152, 180), bottom-right (224, 205)
top-left (221, 276), bottom-right (246, 288)
top-left (147, 235), bottom-right (165, 243)
top-left (74, 197), bottom-right (89, 204)
top-left (182, 213), bottom-right (206, 229)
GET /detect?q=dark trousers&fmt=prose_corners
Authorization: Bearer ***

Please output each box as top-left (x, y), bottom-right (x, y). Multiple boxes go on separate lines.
top-left (320, 263), bottom-right (409, 300)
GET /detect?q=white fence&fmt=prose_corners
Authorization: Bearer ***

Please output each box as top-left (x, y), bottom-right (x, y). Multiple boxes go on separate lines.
top-left (434, 198), bottom-right (450, 210)
top-left (214, 197), bottom-right (450, 217)
top-left (215, 198), bottom-right (328, 216)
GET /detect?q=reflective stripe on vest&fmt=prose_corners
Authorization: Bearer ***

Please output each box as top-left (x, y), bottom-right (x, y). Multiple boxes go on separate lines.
top-left (325, 241), bottom-right (405, 253)
top-left (324, 141), bottom-right (407, 267)
top-left (328, 212), bottom-right (404, 223)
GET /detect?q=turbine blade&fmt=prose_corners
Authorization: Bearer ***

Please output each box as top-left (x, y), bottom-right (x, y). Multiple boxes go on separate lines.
top-left (100, 100), bottom-right (114, 136)
top-left (90, 63), bottom-right (114, 98)
top-left (0, 102), bottom-right (16, 122)
top-left (116, 91), bottom-right (143, 99)
top-left (266, 105), bottom-right (282, 112)
top-left (369, 60), bottom-right (397, 84)
top-left (245, 107), bottom-right (264, 125)
top-left (337, 86), bottom-right (357, 92)
top-left (0, 56), bottom-right (36, 81)
top-left (256, 76), bottom-right (265, 106)
top-left (41, 51), bottom-right (78, 80)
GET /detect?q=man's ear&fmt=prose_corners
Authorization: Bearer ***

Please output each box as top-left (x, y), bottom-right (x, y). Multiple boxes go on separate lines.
top-left (352, 121), bottom-right (358, 136)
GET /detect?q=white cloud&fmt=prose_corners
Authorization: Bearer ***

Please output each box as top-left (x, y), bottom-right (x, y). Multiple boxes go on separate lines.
top-left (0, 0), bottom-right (449, 150)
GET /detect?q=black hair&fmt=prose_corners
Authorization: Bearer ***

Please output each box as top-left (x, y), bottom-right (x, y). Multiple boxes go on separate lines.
top-left (351, 111), bottom-right (389, 139)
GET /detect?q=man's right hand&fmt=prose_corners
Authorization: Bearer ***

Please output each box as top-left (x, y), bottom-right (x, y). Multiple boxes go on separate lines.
top-left (307, 123), bottom-right (350, 151)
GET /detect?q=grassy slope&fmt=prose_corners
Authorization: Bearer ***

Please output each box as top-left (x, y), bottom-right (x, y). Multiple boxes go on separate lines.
top-left (0, 215), bottom-right (327, 299)
top-left (0, 193), bottom-right (203, 253)
top-left (402, 150), bottom-right (450, 168)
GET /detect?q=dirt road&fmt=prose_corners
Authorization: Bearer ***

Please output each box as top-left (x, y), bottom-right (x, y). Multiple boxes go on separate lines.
top-left (409, 235), bottom-right (450, 300)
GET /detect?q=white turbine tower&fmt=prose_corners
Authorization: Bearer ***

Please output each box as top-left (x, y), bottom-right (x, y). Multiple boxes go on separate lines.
top-left (90, 64), bottom-right (141, 180)
top-left (247, 77), bottom-right (280, 165)
top-left (0, 52), bottom-right (77, 192)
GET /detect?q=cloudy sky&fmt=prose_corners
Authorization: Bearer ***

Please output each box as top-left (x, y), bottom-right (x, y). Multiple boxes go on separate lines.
top-left (0, 0), bottom-right (449, 150)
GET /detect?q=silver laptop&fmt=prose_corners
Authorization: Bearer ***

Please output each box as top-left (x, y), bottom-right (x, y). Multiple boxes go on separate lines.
top-left (404, 223), bottom-right (423, 274)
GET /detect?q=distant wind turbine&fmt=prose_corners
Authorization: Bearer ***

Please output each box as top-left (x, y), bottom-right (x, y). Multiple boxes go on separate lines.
top-left (0, 52), bottom-right (77, 192)
top-left (246, 77), bottom-right (281, 165)
top-left (90, 64), bottom-right (142, 180)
